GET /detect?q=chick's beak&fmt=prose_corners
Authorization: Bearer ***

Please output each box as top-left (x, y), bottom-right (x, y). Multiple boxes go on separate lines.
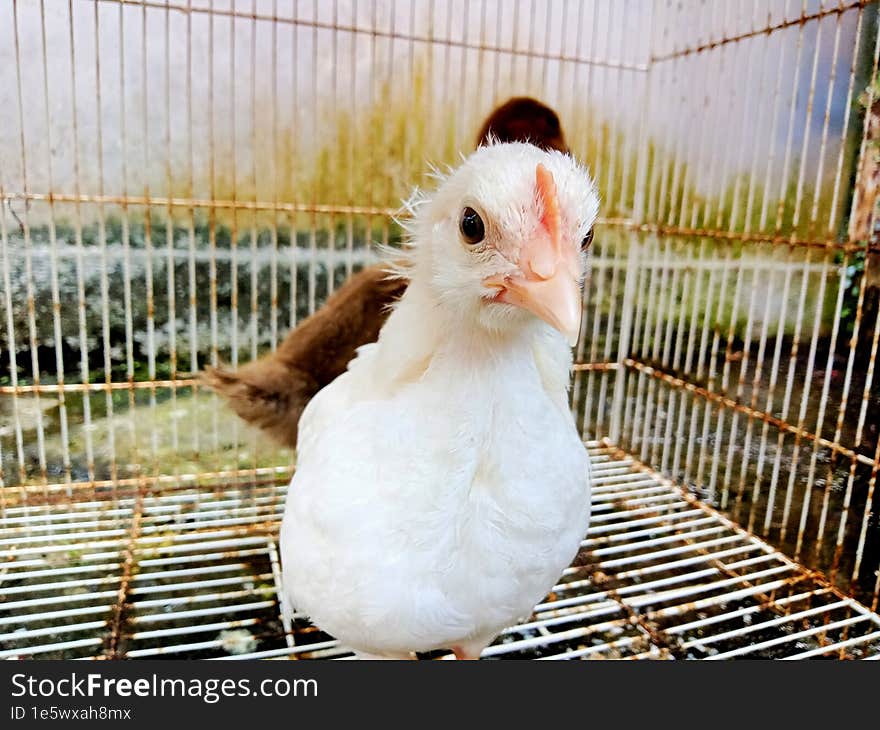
top-left (483, 163), bottom-right (582, 346)
top-left (486, 267), bottom-right (582, 346)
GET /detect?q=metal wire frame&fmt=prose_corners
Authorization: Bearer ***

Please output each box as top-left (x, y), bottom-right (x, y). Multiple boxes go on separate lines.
top-left (0, 2), bottom-right (648, 489)
top-left (8, 191), bottom-right (877, 256)
top-left (650, 0), bottom-right (869, 63)
top-left (99, 0), bottom-right (650, 73)
top-left (2, 0), bottom-right (880, 658)
top-left (586, 0), bottom-right (880, 612)
top-left (1, 445), bottom-right (877, 660)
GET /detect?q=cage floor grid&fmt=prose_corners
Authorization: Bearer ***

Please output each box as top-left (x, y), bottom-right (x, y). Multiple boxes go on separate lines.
top-left (2, 444), bottom-right (879, 660)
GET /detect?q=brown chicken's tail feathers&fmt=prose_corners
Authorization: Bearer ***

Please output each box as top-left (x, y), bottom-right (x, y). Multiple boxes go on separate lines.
top-left (201, 363), bottom-right (313, 449)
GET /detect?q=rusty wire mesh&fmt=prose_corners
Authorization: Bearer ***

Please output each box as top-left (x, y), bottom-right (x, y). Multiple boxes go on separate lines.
top-left (1, 0), bottom-right (879, 659)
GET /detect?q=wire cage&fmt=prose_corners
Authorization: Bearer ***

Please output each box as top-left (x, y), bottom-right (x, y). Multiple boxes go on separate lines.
top-left (1, 0), bottom-right (880, 660)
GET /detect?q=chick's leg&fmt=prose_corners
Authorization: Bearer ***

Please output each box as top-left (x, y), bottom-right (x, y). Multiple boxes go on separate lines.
top-left (452, 643), bottom-right (485, 660)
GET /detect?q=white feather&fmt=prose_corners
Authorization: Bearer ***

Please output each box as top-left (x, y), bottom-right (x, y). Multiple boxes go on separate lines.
top-left (281, 142), bottom-right (597, 657)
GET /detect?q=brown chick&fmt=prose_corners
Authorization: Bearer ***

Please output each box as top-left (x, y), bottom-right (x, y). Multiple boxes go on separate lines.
top-left (475, 96), bottom-right (569, 154)
top-left (204, 97), bottom-right (569, 448)
top-left (203, 267), bottom-right (406, 447)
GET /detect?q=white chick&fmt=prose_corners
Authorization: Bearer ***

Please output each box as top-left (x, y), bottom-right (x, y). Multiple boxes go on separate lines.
top-left (281, 142), bottom-right (597, 659)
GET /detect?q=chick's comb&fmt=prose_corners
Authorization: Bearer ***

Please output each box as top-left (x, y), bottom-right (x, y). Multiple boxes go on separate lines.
top-left (536, 163), bottom-right (561, 253)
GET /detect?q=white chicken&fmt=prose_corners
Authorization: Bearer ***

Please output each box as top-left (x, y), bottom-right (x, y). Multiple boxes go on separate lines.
top-left (280, 142), bottom-right (597, 659)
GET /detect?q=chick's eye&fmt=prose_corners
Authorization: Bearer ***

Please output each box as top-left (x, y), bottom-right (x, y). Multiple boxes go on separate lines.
top-left (581, 229), bottom-right (594, 251)
top-left (460, 207), bottom-right (485, 245)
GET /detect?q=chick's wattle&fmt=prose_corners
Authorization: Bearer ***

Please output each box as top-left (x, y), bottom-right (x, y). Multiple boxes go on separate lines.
top-left (280, 143), bottom-right (597, 659)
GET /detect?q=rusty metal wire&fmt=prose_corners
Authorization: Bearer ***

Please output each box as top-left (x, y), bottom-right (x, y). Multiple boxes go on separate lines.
top-left (2, 445), bottom-right (878, 660)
